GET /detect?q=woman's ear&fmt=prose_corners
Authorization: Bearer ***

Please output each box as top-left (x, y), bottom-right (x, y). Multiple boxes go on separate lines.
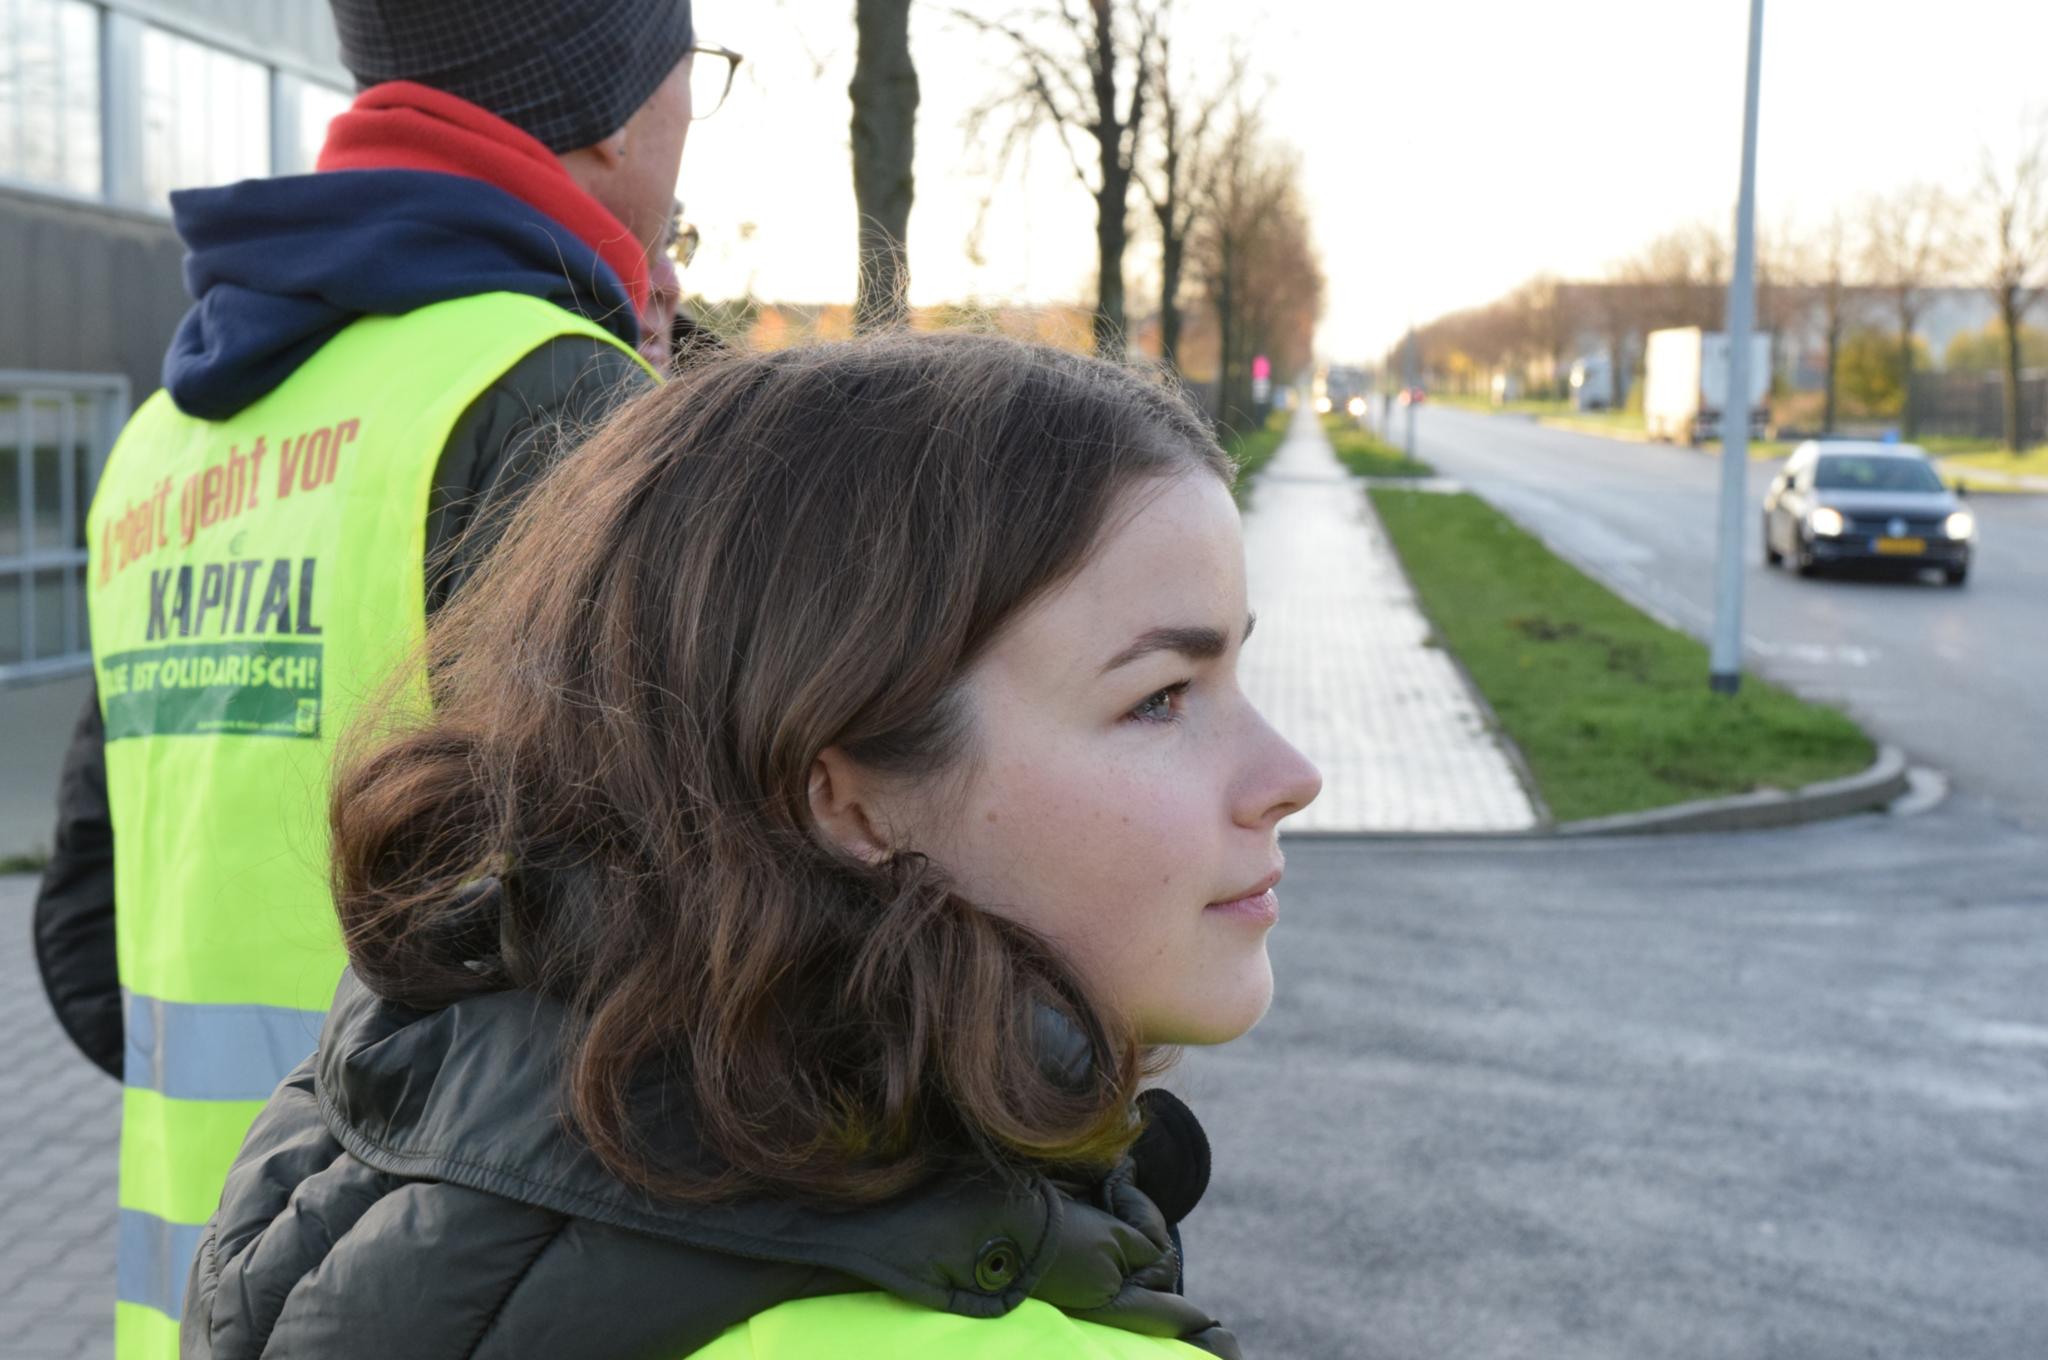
top-left (808, 747), bottom-right (893, 864)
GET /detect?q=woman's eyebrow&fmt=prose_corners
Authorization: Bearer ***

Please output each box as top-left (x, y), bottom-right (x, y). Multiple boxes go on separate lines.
top-left (1099, 614), bottom-right (1256, 675)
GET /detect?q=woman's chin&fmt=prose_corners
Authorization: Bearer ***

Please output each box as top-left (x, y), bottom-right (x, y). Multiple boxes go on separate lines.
top-left (1138, 951), bottom-right (1274, 1047)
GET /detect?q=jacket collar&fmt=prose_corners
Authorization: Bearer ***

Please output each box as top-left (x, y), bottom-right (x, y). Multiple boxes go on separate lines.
top-left (315, 970), bottom-right (1233, 1349)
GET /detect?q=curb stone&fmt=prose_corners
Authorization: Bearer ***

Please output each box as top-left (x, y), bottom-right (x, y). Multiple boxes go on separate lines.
top-left (1284, 745), bottom-right (1912, 842)
top-left (1553, 743), bottom-right (1910, 836)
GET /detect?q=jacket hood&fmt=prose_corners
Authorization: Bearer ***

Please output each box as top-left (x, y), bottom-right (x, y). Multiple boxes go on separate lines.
top-left (161, 169), bottom-right (640, 421)
top-left (192, 970), bottom-right (1237, 1356)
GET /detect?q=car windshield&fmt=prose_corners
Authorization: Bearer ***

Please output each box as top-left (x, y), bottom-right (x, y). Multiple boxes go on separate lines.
top-left (1814, 455), bottom-right (1945, 493)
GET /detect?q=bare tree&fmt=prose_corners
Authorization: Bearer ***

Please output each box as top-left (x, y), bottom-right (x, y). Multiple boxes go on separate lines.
top-left (1862, 183), bottom-right (1958, 437)
top-left (850, 0), bottom-right (920, 332)
top-left (1813, 213), bottom-right (1855, 433)
top-left (1139, 31), bottom-right (1240, 375)
top-left (1191, 106), bottom-right (1318, 428)
top-left (1590, 266), bottom-right (1650, 407)
top-left (958, 0), bottom-right (1162, 357)
top-left (1627, 221), bottom-right (1728, 331)
top-left (1235, 168), bottom-right (1323, 395)
top-left (1974, 120), bottom-right (2048, 452)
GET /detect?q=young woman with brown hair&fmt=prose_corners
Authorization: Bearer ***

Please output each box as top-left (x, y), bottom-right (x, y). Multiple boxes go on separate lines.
top-left (182, 332), bottom-right (1320, 1359)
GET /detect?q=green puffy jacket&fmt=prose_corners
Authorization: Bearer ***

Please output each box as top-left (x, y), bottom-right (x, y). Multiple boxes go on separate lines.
top-left (182, 971), bottom-right (1241, 1359)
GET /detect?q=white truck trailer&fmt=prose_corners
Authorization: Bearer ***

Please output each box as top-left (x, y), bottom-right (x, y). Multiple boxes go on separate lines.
top-left (1642, 327), bottom-right (1771, 444)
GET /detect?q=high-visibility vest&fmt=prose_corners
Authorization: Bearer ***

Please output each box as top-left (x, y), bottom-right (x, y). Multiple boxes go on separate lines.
top-left (86, 292), bottom-right (649, 1359)
top-left (692, 1292), bottom-right (1217, 1357)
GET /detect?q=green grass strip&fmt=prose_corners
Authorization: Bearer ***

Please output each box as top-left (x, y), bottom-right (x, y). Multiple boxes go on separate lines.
top-left (1324, 420), bottom-right (1434, 478)
top-left (1369, 489), bottom-right (1875, 823)
top-left (1223, 411), bottom-right (1292, 507)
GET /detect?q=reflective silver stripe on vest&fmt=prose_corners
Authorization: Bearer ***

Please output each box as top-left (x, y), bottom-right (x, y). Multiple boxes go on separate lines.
top-left (122, 991), bottom-right (326, 1102)
top-left (117, 1207), bottom-right (207, 1319)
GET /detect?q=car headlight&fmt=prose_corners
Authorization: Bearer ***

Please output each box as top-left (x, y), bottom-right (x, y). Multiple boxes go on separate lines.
top-left (1347, 396), bottom-right (1367, 417)
top-left (1809, 507), bottom-right (1846, 537)
top-left (1945, 511), bottom-right (1975, 540)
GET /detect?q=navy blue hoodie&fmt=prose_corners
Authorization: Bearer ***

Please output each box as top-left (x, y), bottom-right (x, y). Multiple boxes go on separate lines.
top-left (162, 168), bottom-right (639, 421)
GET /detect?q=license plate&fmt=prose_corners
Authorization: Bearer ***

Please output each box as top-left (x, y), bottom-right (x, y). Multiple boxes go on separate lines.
top-left (1874, 537), bottom-right (1926, 555)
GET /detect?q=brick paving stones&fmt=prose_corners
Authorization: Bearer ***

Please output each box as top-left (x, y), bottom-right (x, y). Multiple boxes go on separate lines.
top-left (0, 872), bottom-right (118, 1358)
top-left (1242, 410), bottom-right (1540, 833)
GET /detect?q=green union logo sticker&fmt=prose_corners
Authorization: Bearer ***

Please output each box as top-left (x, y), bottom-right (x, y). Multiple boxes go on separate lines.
top-left (100, 641), bottom-right (325, 741)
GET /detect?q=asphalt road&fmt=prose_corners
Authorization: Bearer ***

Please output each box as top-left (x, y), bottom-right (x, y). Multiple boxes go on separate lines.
top-left (1394, 407), bottom-right (2048, 832)
top-left (1181, 803), bottom-right (2048, 1360)
top-left (6, 812), bottom-right (2046, 1359)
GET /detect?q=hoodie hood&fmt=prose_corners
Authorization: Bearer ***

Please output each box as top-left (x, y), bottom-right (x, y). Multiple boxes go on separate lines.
top-left (162, 82), bottom-right (650, 421)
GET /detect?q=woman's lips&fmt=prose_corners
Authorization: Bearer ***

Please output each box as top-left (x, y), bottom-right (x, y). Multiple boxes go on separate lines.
top-left (1205, 888), bottom-right (1278, 924)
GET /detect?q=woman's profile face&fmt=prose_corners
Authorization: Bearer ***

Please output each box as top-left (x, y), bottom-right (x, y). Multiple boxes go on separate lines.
top-left (895, 471), bottom-right (1321, 1046)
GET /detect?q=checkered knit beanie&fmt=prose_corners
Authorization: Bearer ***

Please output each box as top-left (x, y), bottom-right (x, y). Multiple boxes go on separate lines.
top-left (331, 0), bottom-right (695, 153)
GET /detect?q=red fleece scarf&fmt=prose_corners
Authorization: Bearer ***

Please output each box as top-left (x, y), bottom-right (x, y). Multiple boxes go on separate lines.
top-left (318, 81), bottom-right (652, 314)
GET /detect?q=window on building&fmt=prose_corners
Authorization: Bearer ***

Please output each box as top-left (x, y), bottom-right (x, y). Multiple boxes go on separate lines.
top-left (296, 79), bottom-right (350, 174)
top-left (141, 23), bottom-right (270, 207)
top-left (0, 377), bottom-right (123, 676)
top-left (0, 0), bottom-right (103, 198)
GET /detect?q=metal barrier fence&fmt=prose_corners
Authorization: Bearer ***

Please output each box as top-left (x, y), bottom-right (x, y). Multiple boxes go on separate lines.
top-left (1908, 369), bottom-right (2047, 443)
top-left (1, 370), bottom-right (129, 684)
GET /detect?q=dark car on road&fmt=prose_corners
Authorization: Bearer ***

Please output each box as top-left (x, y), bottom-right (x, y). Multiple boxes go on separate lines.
top-left (1762, 441), bottom-right (1974, 586)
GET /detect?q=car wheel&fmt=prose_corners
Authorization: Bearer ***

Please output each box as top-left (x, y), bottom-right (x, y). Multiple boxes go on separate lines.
top-left (1945, 564), bottom-right (1969, 587)
top-left (1762, 516), bottom-right (1782, 566)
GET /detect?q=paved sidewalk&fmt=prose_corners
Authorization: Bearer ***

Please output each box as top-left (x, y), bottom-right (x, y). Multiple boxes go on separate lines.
top-left (1242, 408), bottom-right (1539, 833)
top-left (0, 872), bottom-right (118, 1358)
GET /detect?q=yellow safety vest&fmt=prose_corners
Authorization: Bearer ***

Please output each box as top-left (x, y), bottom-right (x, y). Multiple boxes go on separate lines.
top-left (86, 293), bottom-right (648, 1359)
top-left (691, 1292), bottom-right (1218, 1357)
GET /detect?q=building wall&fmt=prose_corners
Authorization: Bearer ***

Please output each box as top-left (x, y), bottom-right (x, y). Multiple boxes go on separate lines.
top-left (0, 0), bottom-right (350, 401)
top-left (0, 187), bottom-right (188, 403)
top-left (1, 0), bottom-right (347, 857)
top-left (108, 0), bottom-right (342, 75)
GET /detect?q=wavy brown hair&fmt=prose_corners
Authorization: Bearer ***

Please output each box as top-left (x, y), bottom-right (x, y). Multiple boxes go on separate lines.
top-left (330, 332), bottom-right (1232, 1203)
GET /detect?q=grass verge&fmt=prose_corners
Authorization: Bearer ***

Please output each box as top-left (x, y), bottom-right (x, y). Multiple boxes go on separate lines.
top-left (1369, 488), bottom-right (1875, 823)
top-left (1934, 445), bottom-right (2048, 489)
top-left (1322, 419), bottom-right (1434, 477)
top-left (1223, 411), bottom-right (1290, 507)
top-left (0, 850), bottom-right (49, 875)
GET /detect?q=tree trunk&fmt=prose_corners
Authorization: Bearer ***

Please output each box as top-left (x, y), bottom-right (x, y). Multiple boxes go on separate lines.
top-left (2001, 291), bottom-right (2025, 452)
top-left (1214, 240), bottom-right (1236, 426)
top-left (1094, 170), bottom-right (1128, 358)
top-left (1822, 315), bottom-right (1840, 434)
top-left (1896, 296), bottom-right (1918, 436)
top-left (850, 0), bottom-right (918, 333)
top-left (1159, 230), bottom-right (1183, 370)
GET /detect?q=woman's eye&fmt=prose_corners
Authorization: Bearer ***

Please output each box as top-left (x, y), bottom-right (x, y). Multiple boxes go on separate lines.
top-left (1128, 681), bottom-right (1191, 724)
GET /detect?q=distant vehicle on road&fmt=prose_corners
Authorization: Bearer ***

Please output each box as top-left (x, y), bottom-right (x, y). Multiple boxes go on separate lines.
top-left (1762, 441), bottom-right (1974, 586)
top-left (1396, 387), bottom-right (1427, 406)
top-left (1568, 353), bottom-right (1613, 410)
top-left (1643, 327), bottom-right (1771, 444)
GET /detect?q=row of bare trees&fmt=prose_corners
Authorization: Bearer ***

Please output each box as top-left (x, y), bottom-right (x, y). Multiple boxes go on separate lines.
top-left (1402, 122), bottom-right (2048, 450)
top-left (847, 0), bottom-right (1323, 430)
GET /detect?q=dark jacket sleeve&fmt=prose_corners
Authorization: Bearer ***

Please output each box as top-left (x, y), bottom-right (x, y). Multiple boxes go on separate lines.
top-left (30, 333), bottom-right (653, 1078)
top-left (32, 689), bottom-right (122, 1077)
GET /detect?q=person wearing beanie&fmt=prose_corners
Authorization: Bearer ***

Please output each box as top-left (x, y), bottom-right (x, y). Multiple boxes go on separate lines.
top-left (30, 6), bottom-right (713, 1356)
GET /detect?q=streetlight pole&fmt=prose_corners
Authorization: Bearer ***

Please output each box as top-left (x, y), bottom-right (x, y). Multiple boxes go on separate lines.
top-left (1710, 0), bottom-right (1765, 695)
top-left (1404, 325), bottom-right (1419, 463)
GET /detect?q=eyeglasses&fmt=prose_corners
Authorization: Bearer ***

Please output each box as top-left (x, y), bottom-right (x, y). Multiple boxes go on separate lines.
top-left (665, 200), bottom-right (700, 268)
top-left (688, 44), bottom-right (743, 121)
